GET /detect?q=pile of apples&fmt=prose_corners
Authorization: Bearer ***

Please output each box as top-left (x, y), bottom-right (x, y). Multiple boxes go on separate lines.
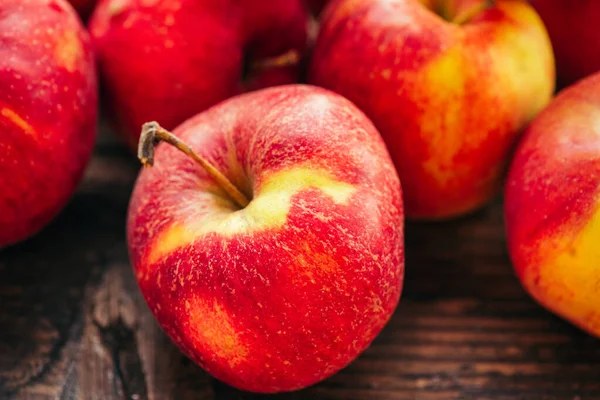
top-left (1, 0), bottom-right (599, 393)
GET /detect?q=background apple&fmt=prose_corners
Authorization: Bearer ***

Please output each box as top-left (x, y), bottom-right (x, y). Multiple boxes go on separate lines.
top-left (127, 84), bottom-right (405, 392)
top-left (89, 0), bottom-right (309, 150)
top-left (530, 0), bottom-right (600, 88)
top-left (0, 0), bottom-right (97, 247)
top-left (309, 0), bottom-right (555, 219)
top-left (505, 72), bottom-right (600, 338)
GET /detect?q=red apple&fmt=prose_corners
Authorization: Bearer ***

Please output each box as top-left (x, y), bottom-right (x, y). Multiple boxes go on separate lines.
top-left (89, 0), bottom-right (309, 150)
top-left (505, 71), bottom-right (600, 338)
top-left (530, 0), bottom-right (600, 88)
top-left (68, 0), bottom-right (97, 19)
top-left (127, 84), bottom-right (404, 392)
top-left (0, 0), bottom-right (97, 247)
top-left (309, 0), bottom-right (555, 219)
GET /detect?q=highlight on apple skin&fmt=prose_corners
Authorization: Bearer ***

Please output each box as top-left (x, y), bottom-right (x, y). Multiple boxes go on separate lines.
top-left (309, 0), bottom-right (555, 219)
top-left (89, 0), bottom-right (310, 150)
top-left (505, 72), bottom-right (600, 338)
top-left (127, 84), bottom-right (405, 393)
top-left (0, 0), bottom-right (97, 247)
top-left (530, 0), bottom-right (600, 88)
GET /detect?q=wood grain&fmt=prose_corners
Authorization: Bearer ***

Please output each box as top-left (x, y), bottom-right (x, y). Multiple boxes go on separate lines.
top-left (1, 125), bottom-right (599, 400)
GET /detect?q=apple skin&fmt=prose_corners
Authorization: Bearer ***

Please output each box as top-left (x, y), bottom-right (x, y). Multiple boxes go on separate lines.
top-left (309, 0), bottom-right (555, 219)
top-left (0, 0), bottom-right (97, 247)
top-left (530, 0), bottom-right (600, 88)
top-left (127, 84), bottom-right (404, 392)
top-left (68, 0), bottom-right (97, 19)
top-left (505, 72), bottom-right (600, 338)
top-left (89, 0), bottom-right (309, 150)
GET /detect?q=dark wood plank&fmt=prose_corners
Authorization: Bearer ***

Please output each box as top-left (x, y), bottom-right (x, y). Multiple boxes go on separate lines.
top-left (1, 125), bottom-right (599, 400)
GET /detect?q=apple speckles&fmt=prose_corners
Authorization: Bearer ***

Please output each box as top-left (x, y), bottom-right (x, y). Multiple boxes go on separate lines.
top-left (185, 297), bottom-right (249, 368)
top-left (126, 85), bottom-right (403, 392)
top-left (143, 166), bottom-right (357, 265)
top-left (1, 107), bottom-right (37, 139)
top-left (294, 236), bottom-right (341, 282)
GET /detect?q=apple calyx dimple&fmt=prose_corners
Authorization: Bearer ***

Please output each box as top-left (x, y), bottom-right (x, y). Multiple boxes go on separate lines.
top-left (451, 0), bottom-right (493, 25)
top-left (424, 0), bottom-right (493, 25)
top-left (138, 122), bottom-right (250, 209)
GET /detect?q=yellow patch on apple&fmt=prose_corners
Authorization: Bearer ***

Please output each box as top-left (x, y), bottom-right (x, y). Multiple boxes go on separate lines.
top-left (55, 30), bottom-right (83, 72)
top-left (417, 47), bottom-right (466, 186)
top-left (185, 297), bottom-right (249, 367)
top-left (489, 2), bottom-right (555, 125)
top-left (528, 201), bottom-right (600, 336)
top-left (1, 107), bottom-right (36, 139)
top-left (148, 167), bottom-right (356, 264)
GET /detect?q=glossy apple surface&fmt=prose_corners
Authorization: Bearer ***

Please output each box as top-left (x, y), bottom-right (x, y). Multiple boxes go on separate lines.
top-left (309, 0), bottom-right (555, 219)
top-left (89, 0), bottom-right (309, 150)
top-left (0, 0), bottom-right (97, 246)
top-left (127, 84), bottom-right (404, 392)
top-left (505, 72), bottom-right (600, 338)
top-left (531, 0), bottom-right (600, 88)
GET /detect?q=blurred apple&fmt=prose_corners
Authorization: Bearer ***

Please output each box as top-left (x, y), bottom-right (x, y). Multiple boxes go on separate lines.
top-left (309, 0), bottom-right (555, 219)
top-left (0, 0), bottom-right (97, 246)
top-left (90, 0), bottom-right (309, 150)
top-left (505, 71), bottom-right (600, 338)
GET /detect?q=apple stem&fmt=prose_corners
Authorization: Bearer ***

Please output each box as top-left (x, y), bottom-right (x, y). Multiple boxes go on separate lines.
top-left (250, 49), bottom-right (301, 71)
top-left (138, 121), bottom-right (250, 209)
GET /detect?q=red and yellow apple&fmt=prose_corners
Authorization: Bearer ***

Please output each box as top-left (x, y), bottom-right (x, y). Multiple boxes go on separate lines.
top-left (127, 84), bottom-right (405, 392)
top-left (309, 0), bottom-right (555, 219)
top-left (89, 0), bottom-right (309, 150)
top-left (0, 0), bottom-right (97, 247)
top-left (530, 0), bottom-right (600, 88)
top-left (505, 72), bottom-right (600, 338)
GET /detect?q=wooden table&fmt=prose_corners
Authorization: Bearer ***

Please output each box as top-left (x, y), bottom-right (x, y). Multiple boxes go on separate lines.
top-left (1, 124), bottom-right (599, 400)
